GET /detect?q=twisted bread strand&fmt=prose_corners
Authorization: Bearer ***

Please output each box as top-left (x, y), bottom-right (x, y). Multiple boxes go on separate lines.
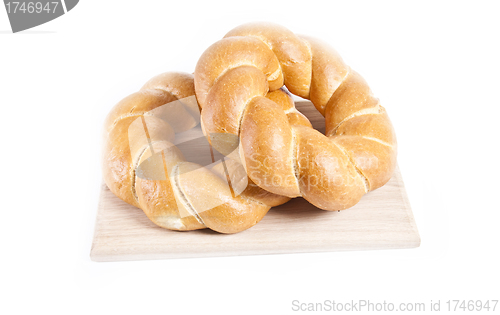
top-left (195, 23), bottom-right (397, 210)
top-left (102, 72), bottom-right (290, 233)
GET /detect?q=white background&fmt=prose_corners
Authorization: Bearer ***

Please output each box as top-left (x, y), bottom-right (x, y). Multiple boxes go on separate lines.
top-left (1, 1), bottom-right (499, 314)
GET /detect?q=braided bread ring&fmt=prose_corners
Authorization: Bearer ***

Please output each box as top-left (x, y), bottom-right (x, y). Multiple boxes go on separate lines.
top-left (102, 72), bottom-right (291, 233)
top-left (195, 23), bottom-right (397, 210)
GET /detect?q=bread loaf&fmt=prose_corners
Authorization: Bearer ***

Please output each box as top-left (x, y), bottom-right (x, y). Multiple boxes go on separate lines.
top-left (194, 23), bottom-right (397, 210)
top-left (102, 72), bottom-right (291, 233)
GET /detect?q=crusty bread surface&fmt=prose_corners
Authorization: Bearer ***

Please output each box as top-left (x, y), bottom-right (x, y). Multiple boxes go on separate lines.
top-left (103, 72), bottom-right (291, 233)
top-left (194, 22), bottom-right (397, 210)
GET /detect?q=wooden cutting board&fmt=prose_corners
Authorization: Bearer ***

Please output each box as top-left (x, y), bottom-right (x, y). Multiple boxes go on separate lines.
top-left (90, 101), bottom-right (420, 261)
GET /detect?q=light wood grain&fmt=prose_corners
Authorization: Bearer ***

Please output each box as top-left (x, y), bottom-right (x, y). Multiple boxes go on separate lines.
top-left (91, 101), bottom-right (420, 261)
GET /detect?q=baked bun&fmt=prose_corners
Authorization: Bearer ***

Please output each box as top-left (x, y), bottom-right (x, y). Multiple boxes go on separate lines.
top-left (102, 72), bottom-right (290, 233)
top-left (194, 23), bottom-right (397, 210)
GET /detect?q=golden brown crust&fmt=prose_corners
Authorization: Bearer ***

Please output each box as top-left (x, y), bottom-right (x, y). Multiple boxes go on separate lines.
top-left (226, 22), bottom-right (313, 98)
top-left (141, 72), bottom-right (196, 99)
top-left (240, 96), bottom-right (300, 197)
top-left (103, 72), bottom-right (290, 233)
top-left (194, 36), bottom-right (283, 107)
top-left (324, 70), bottom-right (380, 131)
top-left (194, 23), bottom-right (397, 211)
top-left (266, 89), bottom-right (313, 128)
top-left (304, 35), bottom-right (350, 114)
top-left (202, 66), bottom-right (269, 136)
top-left (294, 126), bottom-right (367, 210)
